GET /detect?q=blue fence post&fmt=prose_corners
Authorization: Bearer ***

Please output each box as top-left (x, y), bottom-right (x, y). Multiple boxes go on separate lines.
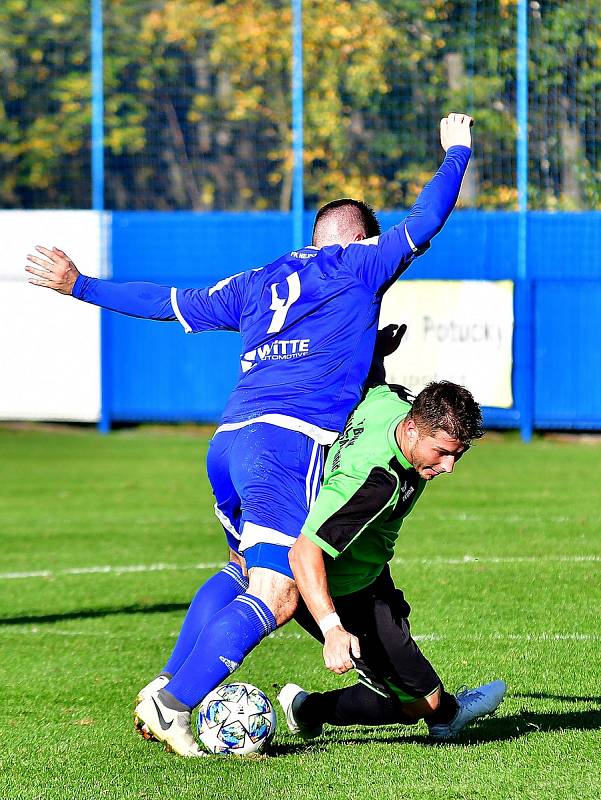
top-left (516, 0), bottom-right (533, 441)
top-left (91, 0), bottom-right (111, 433)
top-left (291, 0), bottom-right (304, 250)
top-left (91, 0), bottom-right (104, 212)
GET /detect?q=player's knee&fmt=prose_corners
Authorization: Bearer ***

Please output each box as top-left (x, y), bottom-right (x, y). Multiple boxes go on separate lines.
top-left (247, 567), bottom-right (299, 626)
top-left (273, 601), bottom-right (297, 626)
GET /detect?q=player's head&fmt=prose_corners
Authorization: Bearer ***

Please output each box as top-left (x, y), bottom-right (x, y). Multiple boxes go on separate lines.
top-left (401, 381), bottom-right (484, 480)
top-left (312, 199), bottom-right (380, 248)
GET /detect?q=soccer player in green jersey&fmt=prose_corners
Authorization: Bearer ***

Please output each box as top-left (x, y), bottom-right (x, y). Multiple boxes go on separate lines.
top-left (278, 380), bottom-right (507, 740)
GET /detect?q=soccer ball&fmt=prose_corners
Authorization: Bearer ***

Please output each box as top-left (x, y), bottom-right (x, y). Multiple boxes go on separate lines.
top-left (197, 682), bottom-right (277, 755)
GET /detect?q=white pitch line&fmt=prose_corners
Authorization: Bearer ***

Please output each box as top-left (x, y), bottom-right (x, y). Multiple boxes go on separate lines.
top-left (0, 561), bottom-right (222, 581)
top-left (429, 512), bottom-right (601, 525)
top-left (0, 554), bottom-right (600, 582)
top-left (393, 554), bottom-right (601, 566)
top-left (1, 628), bottom-right (599, 643)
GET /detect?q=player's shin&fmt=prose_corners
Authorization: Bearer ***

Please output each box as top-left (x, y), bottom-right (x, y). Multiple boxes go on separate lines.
top-left (162, 561), bottom-right (248, 676)
top-left (164, 593), bottom-right (276, 709)
top-left (296, 684), bottom-right (419, 728)
top-left (422, 688), bottom-right (459, 725)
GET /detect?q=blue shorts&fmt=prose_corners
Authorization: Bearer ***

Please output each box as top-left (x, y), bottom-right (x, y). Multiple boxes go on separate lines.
top-left (206, 422), bottom-right (325, 578)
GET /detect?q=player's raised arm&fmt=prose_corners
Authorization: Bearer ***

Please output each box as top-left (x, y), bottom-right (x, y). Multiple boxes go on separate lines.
top-left (25, 246), bottom-right (248, 332)
top-left (346, 112), bottom-right (473, 291)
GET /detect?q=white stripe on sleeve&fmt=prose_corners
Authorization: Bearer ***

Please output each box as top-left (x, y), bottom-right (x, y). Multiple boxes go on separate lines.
top-left (170, 287), bottom-right (193, 333)
top-left (404, 224), bottom-right (418, 253)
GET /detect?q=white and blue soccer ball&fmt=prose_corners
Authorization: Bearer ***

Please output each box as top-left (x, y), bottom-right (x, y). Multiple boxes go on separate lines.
top-left (197, 682), bottom-right (277, 755)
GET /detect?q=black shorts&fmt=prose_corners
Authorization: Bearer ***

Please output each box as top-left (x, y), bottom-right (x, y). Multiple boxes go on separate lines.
top-left (294, 566), bottom-right (441, 702)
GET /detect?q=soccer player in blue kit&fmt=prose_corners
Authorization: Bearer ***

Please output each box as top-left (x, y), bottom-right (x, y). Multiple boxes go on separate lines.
top-left (27, 114), bottom-right (473, 756)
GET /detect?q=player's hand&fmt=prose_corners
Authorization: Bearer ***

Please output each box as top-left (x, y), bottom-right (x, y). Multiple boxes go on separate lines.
top-left (323, 626), bottom-right (361, 675)
top-left (25, 246), bottom-right (81, 295)
top-left (440, 113), bottom-right (473, 152)
top-left (376, 323), bottom-right (407, 358)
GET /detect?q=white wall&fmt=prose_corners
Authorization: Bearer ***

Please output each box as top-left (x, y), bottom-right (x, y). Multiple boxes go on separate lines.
top-left (0, 211), bottom-right (108, 421)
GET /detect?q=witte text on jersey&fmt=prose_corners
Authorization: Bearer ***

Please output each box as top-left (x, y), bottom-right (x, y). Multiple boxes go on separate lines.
top-left (241, 339), bottom-right (310, 373)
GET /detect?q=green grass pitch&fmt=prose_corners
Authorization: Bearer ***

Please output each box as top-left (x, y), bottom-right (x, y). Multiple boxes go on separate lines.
top-left (1, 425), bottom-right (600, 800)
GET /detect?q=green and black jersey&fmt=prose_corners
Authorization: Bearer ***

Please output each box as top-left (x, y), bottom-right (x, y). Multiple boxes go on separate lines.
top-left (302, 384), bottom-right (426, 597)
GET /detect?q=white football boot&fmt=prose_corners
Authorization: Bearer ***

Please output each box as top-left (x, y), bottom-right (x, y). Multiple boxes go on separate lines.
top-left (277, 683), bottom-right (323, 740)
top-left (134, 691), bottom-right (206, 757)
top-left (135, 674), bottom-right (170, 705)
top-left (428, 679), bottom-right (507, 740)
top-left (134, 675), bottom-right (171, 743)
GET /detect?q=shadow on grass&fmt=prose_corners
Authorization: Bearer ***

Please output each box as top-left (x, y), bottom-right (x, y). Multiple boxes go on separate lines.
top-left (447, 707), bottom-right (601, 744)
top-left (513, 690), bottom-right (601, 705)
top-left (0, 602), bottom-right (190, 626)
top-left (329, 706), bottom-right (601, 748)
top-left (268, 741), bottom-right (329, 756)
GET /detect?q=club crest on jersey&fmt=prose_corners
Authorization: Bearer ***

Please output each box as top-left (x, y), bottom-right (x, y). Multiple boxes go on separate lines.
top-left (241, 339), bottom-right (310, 372)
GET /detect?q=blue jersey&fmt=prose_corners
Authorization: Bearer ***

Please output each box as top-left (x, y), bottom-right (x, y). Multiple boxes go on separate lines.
top-left (72, 145), bottom-right (471, 440)
top-left (172, 227), bottom-right (417, 436)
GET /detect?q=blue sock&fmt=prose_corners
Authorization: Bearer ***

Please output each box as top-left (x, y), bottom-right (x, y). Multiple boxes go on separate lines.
top-left (166, 593), bottom-right (276, 709)
top-left (162, 562), bottom-right (248, 676)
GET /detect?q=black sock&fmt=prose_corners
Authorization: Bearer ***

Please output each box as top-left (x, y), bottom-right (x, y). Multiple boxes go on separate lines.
top-left (423, 690), bottom-right (458, 725)
top-left (297, 683), bottom-right (418, 728)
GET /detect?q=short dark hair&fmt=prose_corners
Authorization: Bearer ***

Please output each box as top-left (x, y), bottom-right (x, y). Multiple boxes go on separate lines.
top-left (312, 198), bottom-right (381, 245)
top-left (409, 381), bottom-right (484, 446)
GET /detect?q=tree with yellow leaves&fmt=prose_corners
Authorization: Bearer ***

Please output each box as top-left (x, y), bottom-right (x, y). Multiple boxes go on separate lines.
top-left (1, 0), bottom-right (600, 211)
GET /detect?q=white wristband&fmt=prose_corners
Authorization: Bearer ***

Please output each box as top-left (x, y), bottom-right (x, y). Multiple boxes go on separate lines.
top-left (319, 612), bottom-right (341, 636)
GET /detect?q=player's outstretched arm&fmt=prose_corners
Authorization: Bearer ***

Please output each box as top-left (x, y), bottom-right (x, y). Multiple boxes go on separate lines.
top-left (25, 244), bottom-right (176, 321)
top-left (289, 535), bottom-right (360, 675)
top-left (26, 245), bottom-right (247, 331)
